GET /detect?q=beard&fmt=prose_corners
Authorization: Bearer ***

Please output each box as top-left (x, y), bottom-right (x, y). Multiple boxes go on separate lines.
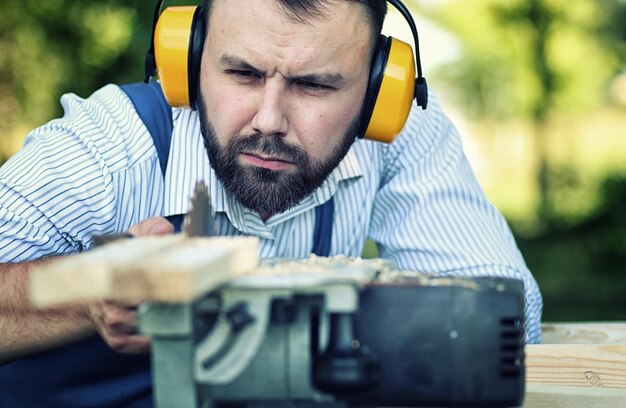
top-left (197, 96), bottom-right (359, 217)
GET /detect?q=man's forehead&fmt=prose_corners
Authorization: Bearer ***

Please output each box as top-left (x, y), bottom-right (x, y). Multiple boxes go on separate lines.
top-left (208, 0), bottom-right (372, 30)
top-left (204, 0), bottom-right (374, 84)
top-left (208, 0), bottom-right (371, 53)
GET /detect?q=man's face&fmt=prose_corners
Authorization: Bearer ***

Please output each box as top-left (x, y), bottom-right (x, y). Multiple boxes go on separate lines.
top-left (198, 0), bottom-right (372, 219)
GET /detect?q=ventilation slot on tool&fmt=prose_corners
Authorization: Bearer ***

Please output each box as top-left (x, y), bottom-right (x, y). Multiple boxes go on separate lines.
top-left (499, 317), bottom-right (523, 378)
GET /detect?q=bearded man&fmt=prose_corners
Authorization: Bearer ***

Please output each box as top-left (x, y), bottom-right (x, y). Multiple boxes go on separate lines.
top-left (0, 0), bottom-right (541, 406)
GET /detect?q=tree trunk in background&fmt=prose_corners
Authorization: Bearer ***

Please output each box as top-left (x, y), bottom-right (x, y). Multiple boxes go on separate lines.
top-left (527, 0), bottom-right (557, 227)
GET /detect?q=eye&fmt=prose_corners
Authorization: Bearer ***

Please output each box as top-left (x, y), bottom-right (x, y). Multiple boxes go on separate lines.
top-left (295, 79), bottom-right (332, 91)
top-left (226, 70), bottom-right (261, 80)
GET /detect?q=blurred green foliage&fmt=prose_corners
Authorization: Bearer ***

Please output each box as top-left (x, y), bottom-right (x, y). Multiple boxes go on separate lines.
top-left (0, 0), bottom-right (189, 159)
top-left (415, 0), bottom-right (623, 119)
top-left (1, 0), bottom-right (625, 322)
top-left (413, 0), bottom-right (626, 321)
top-left (518, 175), bottom-right (626, 321)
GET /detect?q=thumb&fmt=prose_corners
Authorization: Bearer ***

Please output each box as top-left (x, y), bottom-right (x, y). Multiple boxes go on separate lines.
top-left (127, 216), bottom-right (175, 237)
top-left (149, 218), bottom-right (175, 235)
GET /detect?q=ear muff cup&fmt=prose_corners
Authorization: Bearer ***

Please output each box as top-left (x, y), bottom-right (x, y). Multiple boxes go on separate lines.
top-left (359, 35), bottom-right (417, 143)
top-left (154, 6), bottom-right (205, 109)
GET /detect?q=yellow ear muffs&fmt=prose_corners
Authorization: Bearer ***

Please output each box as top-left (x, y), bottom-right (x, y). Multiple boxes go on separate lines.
top-left (153, 5), bottom-right (206, 109)
top-left (145, 0), bottom-right (426, 134)
top-left (361, 37), bottom-right (416, 143)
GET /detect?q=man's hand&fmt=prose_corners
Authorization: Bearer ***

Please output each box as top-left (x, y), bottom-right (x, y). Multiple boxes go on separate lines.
top-left (87, 301), bottom-right (149, 353)
top-left (87, 216), bottom-right (174, 354)
top-left (126, 216), bottom-right (175, 237)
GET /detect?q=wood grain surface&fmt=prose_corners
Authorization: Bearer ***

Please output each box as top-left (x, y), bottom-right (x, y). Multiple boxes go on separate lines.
top-left (524, 323), bottom-right (626, 406)
top-left (523, 384), bottom-right (626, 407)
top-left (526, 344), bottom-right (626, 388)
top-left (542, 322), bottom-right (626, 345)
top-left (29, 235), bottom-right (259, 306)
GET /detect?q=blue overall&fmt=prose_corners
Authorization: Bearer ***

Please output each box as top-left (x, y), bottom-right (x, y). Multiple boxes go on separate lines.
top-left (0, 82), bottom-right (334, 407)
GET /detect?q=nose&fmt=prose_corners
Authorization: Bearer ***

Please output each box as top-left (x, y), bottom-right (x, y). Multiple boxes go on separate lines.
top-left (251, 80), bottom-right (288, 136)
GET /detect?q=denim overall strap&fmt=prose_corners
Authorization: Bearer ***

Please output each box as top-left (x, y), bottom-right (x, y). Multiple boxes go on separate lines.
top-left (312, 197), bottom-right (334, 256)
top-left (120, 82), bottom-right (173, 176)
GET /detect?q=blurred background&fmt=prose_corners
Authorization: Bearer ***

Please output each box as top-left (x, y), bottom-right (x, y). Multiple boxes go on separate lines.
top-left (0, 0), bottom-right (625, 321)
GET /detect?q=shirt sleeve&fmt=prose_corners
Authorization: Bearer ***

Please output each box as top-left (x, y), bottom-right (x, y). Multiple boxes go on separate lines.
top-left (369, 94), bottom-right (543, 344)
top-left (0, 85), bottom-right (163, 263)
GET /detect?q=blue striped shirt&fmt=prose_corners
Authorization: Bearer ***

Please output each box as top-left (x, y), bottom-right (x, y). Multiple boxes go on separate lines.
top-left (0, 84), bottom-right (542, 342)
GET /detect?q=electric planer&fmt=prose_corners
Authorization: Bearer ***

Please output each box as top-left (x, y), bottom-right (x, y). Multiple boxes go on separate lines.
top-left (138, 256), bottom-right (526, 407)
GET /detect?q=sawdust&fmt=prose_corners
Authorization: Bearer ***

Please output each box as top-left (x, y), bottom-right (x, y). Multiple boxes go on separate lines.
top-left (247, 255), bottom-right (482, 291)
top-left (253, 254), bottom-right (392, 276)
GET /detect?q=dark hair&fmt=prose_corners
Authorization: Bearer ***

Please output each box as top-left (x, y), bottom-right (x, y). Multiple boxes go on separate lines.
top-left (202, 0), bottom-right (387, 44)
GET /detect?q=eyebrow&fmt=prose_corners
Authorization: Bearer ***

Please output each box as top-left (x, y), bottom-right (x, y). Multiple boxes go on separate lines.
top-left (218, 54), bottom-right (346, 86)
top-left (219, 54), bottom-right (262, 74)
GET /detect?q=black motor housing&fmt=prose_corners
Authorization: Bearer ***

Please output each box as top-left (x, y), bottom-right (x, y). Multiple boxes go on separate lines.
top-left (314, 277), bottom-right (526, 407)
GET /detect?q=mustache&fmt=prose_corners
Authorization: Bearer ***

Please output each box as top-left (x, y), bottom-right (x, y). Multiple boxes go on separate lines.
top-left (230, 132), bottom-right (308, 163)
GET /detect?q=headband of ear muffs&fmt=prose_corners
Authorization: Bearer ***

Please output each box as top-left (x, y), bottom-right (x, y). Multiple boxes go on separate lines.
top-left (145, 0), bottom-right (428, 143)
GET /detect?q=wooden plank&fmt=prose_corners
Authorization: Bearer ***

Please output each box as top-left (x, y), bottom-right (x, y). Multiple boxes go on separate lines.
top-left (30, 236), bottom-right (259, 306)
top-left (527, 324), bottom-right (626, 406)
top-left (524, 384), bottom-right (626, 408)
top-left (526, 344), bottom-right (626, 388)
top-left (542, 322), bottom-right (626, 345)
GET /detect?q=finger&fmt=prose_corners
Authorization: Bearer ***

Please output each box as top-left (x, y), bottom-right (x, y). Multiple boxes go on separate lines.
top-left (102, 299), bottom-right (140, 310)
top-left (101, 302), bottom-right (139, 335)
top-left (88, 302), bottom-right (150, 354)
top-left (106, 333), bottom-right (151, 354)
top-left (87, 301), bottom-right (106, 326)
top-left (148, 218), bottom-right (175, 235)
top-left (127, 216), bottom-right (174, 237)
top-left (88, 301), bottom-right (127, 339)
